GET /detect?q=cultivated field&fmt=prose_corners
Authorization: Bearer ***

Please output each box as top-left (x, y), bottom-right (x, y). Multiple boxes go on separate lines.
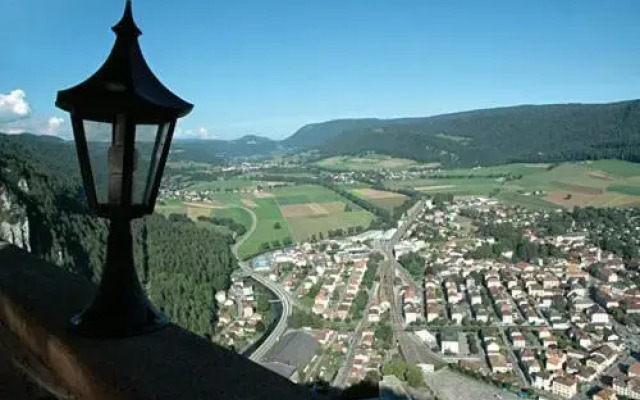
top-left (158, 184), bottom-right (375, 259)
top-left (352, 188), bottom-right (407, 211)
top-left (272, 185), bottom-right (373, 242)
top-left (315, 154), bottom-right (432, 171)
top-left (388, 160), bottom-right (640, 209)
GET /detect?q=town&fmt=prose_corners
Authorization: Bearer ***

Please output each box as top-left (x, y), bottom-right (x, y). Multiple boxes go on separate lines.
top-left (208, 193), bottom-right (640, 400)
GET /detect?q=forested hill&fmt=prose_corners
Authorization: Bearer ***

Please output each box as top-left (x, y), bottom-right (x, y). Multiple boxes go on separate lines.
top-left (0, 133), bottom-right (237, 337)
top-left (285, 100), bottom-right (640, 166)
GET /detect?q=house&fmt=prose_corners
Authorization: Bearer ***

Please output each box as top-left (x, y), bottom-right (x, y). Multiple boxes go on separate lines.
top-left (613, 377), bottom-right (640, 400)
top-left (533, 371), bottom-right (554, 391)
top-left (577, 366), bottom-right (597, 383)
top-left (551, 375), bottom-right (578, 399)
top-left (519, 349), bottom-right (536, 362)
top-left (629, 362), bottom-right (640, 378)
top-left (592, 388), bottom-right (618, 400)
top-left (469, 291), bottom-right (482, 305)
top-left (501, 309), bottom-right (513, 324)
top-left (403, 304), bottom-right (420, 324)
top-left (586, 355), bottom-right (608, 373)
top-left (546, 353), bottom-right (565, 372)
top-left (426, 305), bottom-right (440, 322)
top-left (450, 306), bottom-right (465, 325)
top-left (441, 331), bottom-right (460, 355)
top-left (592, 344), bottom-right (618, 366)
top-left (475, 309), bottom-right (489, 323)
top-left (566, 358), bottom-right (582, 374)
top-left (590, 308), bottom-right (610, 324)
top-left (243, 305), bottom-right (254, 318)
top-left (525, 359), bottom-right (541, 374)
top-left (538, 327), bottom-right (551, 339)
top-left (488, 354), bottom-right (511, 374)
top-left (511, 332), bottom-right (526, 349)
top-left (485, 341), bottom-right (500, 354)
top-left (215, 290), bottom-right (227, 304)
top-left (567, 348), bottom-right (588, 360)
top-left (542, 336), bottom-right (558, 349)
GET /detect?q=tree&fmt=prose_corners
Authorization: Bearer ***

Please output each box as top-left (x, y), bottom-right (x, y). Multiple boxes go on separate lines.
top-left (274, 222), bottom-right (282, 230)
top-left (405, 364), bottom-right (425, 387)
top-left (382, 360), bottom-right (407, 380)
top-left (364, 370), bottom-right (381, 384)
top-left (374, 324), bottom-right (393, 348)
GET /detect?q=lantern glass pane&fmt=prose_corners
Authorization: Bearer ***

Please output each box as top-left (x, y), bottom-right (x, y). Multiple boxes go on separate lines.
top-left (132, 123), bottom-right (169, 206)
top-left (83, 120), bottom-right (113, 205)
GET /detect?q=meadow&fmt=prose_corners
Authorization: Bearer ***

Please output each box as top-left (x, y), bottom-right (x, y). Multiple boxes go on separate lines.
top-left (314, 154), bottom-right (429, 171)
top-left (157, 183), bottom-right (375, 259)
top-left (386, 160), bottom-right (640, 209)
top-left (351, 188), bottom-right (408, 211)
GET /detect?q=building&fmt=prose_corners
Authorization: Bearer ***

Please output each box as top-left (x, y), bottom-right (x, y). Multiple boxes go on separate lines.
top-left (533, 372), bottom-right (553, 391)
top-left (440, 331), bottom-right (460, 355)
top-left (488, 354), bottom-right (511, 374)
top-left (551, 376), bottom-right (578, 399)
top-left (613, 376), bottom-right (640, 400)
top-left (593, 388), bottom-right (618, 400)
top-left (629, 362), bottom-right (640, 378)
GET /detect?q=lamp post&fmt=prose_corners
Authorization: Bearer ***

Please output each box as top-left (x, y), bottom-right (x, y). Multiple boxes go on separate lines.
top-left (55, 1), bottom-right (193, 338)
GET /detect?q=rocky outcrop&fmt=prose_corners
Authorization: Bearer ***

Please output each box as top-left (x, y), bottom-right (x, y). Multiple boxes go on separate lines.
top-left (0, 178), bottom-right (30, 252)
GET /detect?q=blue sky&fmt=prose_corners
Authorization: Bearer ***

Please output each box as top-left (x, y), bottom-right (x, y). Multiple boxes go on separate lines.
top-left (1, 0), bottom-right (639, 139)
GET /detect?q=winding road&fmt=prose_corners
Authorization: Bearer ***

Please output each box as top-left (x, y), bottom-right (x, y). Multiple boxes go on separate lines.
top-left (228, 205), bottom-right (292, 363)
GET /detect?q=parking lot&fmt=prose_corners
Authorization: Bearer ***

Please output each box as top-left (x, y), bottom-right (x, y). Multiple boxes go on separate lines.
top-left (424, 368), bottom-right (520, 400)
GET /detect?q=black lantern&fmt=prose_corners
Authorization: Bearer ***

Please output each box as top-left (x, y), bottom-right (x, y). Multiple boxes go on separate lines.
top-left (55, 1), bottom-right (193, 338)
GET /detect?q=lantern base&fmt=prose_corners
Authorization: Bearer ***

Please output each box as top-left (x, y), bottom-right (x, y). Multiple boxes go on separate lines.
top-left (69, 307), bottom-right (168, 338)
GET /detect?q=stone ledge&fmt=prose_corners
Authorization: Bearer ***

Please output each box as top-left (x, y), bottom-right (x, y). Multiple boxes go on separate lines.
top-left (0, 242), bottom-right (311, 400)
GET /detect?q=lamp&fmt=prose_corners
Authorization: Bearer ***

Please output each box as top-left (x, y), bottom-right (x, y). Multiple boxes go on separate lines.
top-left (55, 1), bottom-right (193, 337)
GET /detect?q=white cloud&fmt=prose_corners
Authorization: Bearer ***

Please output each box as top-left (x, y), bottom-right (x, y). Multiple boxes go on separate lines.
top-left (44, 116), bottom-right (64, 136)
top-left (0, 115), bottom-right (68, 137)
top-left (174, 126), bottom-right (218, 140)
top-left (0, 89), bottom-right (31, 122)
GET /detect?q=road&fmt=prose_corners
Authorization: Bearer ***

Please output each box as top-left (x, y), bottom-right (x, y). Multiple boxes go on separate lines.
top-left (333, 281), bottom-right (381, 388)
top-left (377, 200), bottom-right (447, 368)
top-left (228, 206), bottom-right (293, 363)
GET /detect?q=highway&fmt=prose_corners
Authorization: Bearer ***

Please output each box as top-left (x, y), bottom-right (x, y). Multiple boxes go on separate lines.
top-left (229, 206), bottom-right (292, 363)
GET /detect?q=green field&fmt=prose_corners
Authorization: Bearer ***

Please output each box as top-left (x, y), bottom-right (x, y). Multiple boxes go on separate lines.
top-left (184, 179), bottom-right (258, 191)
top-left (388, 177), bottom-right (501, 196)
top-left (389, 160), bottom-right (640, 209)
top-left (212, 207), bottom-right (253, 230)
top-left (351, 188), bottom-right (408, 211)
top-left (237, 197), bottom-right (292, 259)
top-left (158, 183), bottom-right (377, 259)
top-left (287, 211), bottom-right (374, 244)
top-left (272, 184), bottom-right (348, 205)
top-left (314, 154), bottom-right (431, 171)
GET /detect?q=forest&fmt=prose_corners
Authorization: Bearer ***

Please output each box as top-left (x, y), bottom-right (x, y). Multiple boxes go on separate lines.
top-left (288, 100), bottom-right (640, 167)
top-left (0, 133), bottom-right (237, 338)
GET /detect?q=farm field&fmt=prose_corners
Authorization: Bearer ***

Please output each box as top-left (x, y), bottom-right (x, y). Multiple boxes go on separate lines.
top-left (388, 160), bottom-right (640, 209)
top-left (314, 154), bottom-right (434, 171)
top-left (157, 183), bottom-right (375, 259)
top-left (388, 177), bottom-right (501, 196)
top-left (351, 188), bottom-right (407, 211)
top-left (237, 197), bottom-right (293, 259)
top-left (184, 179), bottom-right (258, 192)
top-left (271, 184), bottom-right (373, 242)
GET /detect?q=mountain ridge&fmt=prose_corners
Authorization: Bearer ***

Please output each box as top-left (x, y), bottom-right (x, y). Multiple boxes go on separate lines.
top-left (4, 99), bottom-right (640, 165)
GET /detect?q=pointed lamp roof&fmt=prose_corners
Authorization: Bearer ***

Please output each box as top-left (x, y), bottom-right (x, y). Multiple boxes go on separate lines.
top-left (56, 1), bottom-right (193, 124)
